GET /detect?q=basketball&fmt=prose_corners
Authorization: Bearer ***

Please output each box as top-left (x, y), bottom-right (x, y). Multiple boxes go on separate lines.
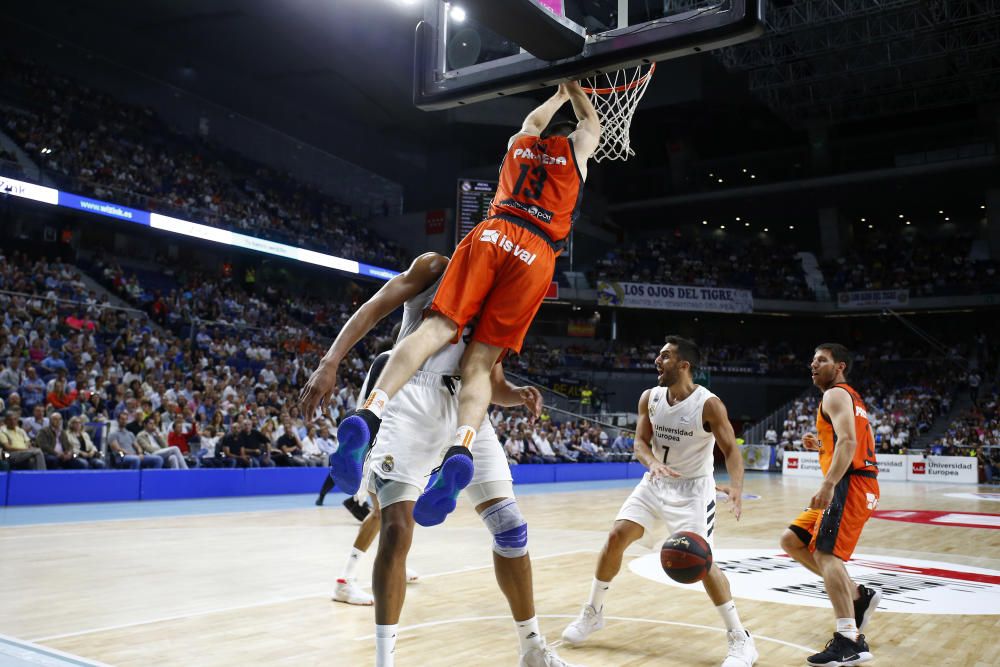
top-left (660, 531), bottom-right (713, 584)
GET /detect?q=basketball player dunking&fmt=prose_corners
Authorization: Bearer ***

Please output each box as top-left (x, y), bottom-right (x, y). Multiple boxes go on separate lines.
top-left (561, 336), bottom-right (758, 667)
top-left (781, 344), bottom-right (880, 667)
top-left (299, 252), bottom-right (580, 667)
top-left (330, 82), bottom-right (600, 527)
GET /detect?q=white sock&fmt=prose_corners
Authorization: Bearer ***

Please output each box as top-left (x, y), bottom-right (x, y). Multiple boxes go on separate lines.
top-left (375, 624), bottom-right (397, 667)
top-left (716, 600), bottom-right (744, 632)
top-left (364, 389), bottom-right (390, 419)
top-left (515, 617), bottom-right (544, 654)
top-left (340, 546), bottom-right (364, 581)
top-left (587, 578), bottom-right (610, 612)
top-left (452, 425), bottom-right (476, 449)
top-left (836, 618), bottom-right (858, 642)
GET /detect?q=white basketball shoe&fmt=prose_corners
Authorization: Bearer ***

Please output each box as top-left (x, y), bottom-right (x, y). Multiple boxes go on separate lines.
top-left (561, 604), bottom-right (605, 646)
top-left (406, 568), bottom-right (420, 583)
top-left (519, 641), bottom-right (581, 667)
top-left (721, 629), bottom-right (758, 667)
top-left (332, 578), bottom-right (373, 606)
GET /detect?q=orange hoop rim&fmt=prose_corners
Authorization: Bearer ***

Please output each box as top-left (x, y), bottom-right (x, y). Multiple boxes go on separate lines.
top-left (580, 62), bottom-right (656, 95)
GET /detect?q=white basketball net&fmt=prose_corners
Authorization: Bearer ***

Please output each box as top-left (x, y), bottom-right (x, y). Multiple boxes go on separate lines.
top-left (582, 63), bottom-right (656, 162)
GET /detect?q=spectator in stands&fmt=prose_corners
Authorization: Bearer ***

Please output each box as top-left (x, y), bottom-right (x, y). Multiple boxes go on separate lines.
top-left (968, 372), bottom-right (981, 407)
top-left (37, 412), bottom-right (85, 469)
top-left (532, 428), bottom-right (559, 464)
top-left (764, 427), bottom-right (778, 445)
top-left (136, 415), bottom-right (188, 469)
top-left (108, 412), bottom-right (163, 469)
top-left (236, 415), bottom-right (274, 468)
top-left (273, 423), bottom-right (307, 466)
top-left (314, 422), bottom-right (338, 460)
top-left (47, 378), bottom-right (80, 418)
top-left (21, 404), bottom-right (49, 440)
top-left (0, 357), bottom-right (22, 395)
top-left (299, 424), bottom-right (326, 466)
top-left (0, 409), bottom-right (46, 470)
top-left (19, 366), bottom-right (45, 411)
top-left (167, 419), bottom-right (198, 466)
top-left (40, 348), bottom-right (68, 373)
top-left (63, 416), bottom-right (105, 469)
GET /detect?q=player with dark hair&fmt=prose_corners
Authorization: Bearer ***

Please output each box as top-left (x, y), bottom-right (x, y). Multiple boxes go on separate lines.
top-left (561, 336), bottom-right (758, 667)
top-left (299, 252), bottom-right (579, 667)
top-left (780, 343), bottom-right (881, 666)
top-left (330, 81), bottom-right (601, 527)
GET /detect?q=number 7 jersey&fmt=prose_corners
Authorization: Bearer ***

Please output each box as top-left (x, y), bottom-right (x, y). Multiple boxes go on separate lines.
top-left (647, 385), bottom-right (718, 478)
top-left (489, 134), bottom-right (584, 243)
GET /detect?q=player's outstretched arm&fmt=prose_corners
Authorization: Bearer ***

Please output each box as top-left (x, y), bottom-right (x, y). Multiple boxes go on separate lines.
top-left (510, 85), bottom-right (570, 146)
top-left (564, 81), bottom-right (601, 162)
top-left (704, 397), bottom-right (744, 520)
top-left (809, 388), bottom-right (857, 510)
top-left (635, 389), bottom-right (680, 480)
top-left (488, 364), bottom-right (543, 417)
top-left (298, 252), bottom-right (448, 418)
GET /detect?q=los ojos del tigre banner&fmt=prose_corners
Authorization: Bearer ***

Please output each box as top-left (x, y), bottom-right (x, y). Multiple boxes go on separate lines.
top-left (597, 281), bottom-right (753, 314)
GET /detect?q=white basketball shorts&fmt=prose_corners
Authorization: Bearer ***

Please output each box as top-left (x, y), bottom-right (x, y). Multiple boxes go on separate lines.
top-left (615, 473), bottom-right (718, 547)
top-left (365, 370), bottom-right (513, 507)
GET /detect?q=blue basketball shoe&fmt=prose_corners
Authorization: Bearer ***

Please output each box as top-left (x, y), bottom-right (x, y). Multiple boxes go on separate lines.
top-left (413, 446), bottom-right (475, 527)
top-left (331, 408), bottom-right (381, 495)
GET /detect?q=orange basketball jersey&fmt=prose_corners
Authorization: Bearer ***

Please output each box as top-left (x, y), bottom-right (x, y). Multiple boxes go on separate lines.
top-left (488, 134), bottom-right (583, 242)
top-left (816, 383), bottom-right (879, 476)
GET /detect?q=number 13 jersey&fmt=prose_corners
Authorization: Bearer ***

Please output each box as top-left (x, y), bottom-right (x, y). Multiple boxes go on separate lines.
top-left (647, 385), bottom-right (718, 479)
top-left (489, 134), bottom-right (584, 243)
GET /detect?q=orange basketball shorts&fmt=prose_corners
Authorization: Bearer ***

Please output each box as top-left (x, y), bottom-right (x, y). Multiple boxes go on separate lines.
top-left (430, 217), bottom-right (557, 354)
top-left (810, 472), bottom-right (880, 561)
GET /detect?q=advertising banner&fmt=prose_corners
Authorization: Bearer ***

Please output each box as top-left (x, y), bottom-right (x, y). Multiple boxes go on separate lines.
top-left (781, 452), bottom-right (976, 483)
top-left (837, 289), bottom-right (909, 309)
top-left (741, 445), bottom-right (773, 471)
top-left (597, 281), bottom-right (753, 313)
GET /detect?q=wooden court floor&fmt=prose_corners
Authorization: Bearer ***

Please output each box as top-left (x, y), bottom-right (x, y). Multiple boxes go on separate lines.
top-left (2, 475), bottom-right (999, 666)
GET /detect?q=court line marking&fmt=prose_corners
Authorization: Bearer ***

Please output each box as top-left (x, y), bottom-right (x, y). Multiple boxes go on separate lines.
top-left (0, 632), bottom-right (112, 666)
top-left (27, 548), bottom-right (593, 643)
top-left (353, 614), bottom-right (820, 654)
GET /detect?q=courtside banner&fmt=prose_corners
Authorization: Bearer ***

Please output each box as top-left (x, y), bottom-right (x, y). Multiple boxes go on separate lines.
top-left (597, 281), bottom-right (753, 313)
top-left (837, 289), bottom-right (909, 309)
top-left (741, 444), bottom-right (772, 471)
top-left (876, 454), bottom-right (907, 481)
top-left (782, 450), bottom-right (822, 478)
top-left (907, 455), bottom-right (977, 483)
top-left (782, 452), bottom-right (975, 483)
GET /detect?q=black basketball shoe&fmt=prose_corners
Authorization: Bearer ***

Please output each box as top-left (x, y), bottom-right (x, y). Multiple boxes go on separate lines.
top-left (806, 633), bottom-right (873, 666)
top-left (854, 584), bottom-right (882, 632)
top-left (343, 496), bottom-right (372, 522)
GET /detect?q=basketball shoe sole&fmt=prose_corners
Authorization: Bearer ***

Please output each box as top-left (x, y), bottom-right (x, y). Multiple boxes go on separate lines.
top-left (413, 446), bottom-right (475, 527)
top-left (332, 409), bottom-right (380, 495)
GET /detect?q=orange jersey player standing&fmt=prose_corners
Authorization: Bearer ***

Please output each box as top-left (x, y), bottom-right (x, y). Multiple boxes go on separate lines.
top-left (779, 343), bottom-right (882, 667)
top-left (323, 82), bottom-right (601, 534)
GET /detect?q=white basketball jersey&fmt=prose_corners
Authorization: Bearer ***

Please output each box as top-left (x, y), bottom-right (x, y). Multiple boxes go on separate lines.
top-left (647, 385), bottom-right (717, 478)
top-left (397, 278), bottom-right (469, 376)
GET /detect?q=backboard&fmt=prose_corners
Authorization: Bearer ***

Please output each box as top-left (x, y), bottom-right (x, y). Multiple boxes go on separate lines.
top-left (414, 0), bottom-right (765, 110)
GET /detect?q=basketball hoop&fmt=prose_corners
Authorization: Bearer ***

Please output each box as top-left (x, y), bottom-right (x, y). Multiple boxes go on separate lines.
top-left (581, 62), bottom-right (656, 162)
